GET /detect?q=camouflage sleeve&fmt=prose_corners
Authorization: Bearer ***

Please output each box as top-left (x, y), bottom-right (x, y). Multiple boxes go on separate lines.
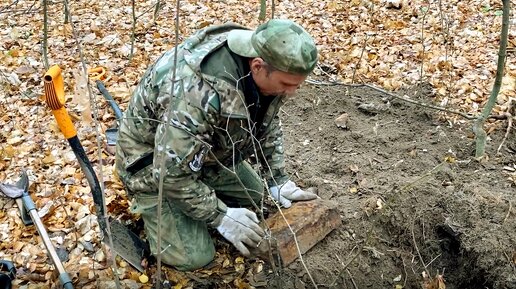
top-left (259, 115), bottom-right (289, 187)
top-left (153, 78), bottom-right (227, 227)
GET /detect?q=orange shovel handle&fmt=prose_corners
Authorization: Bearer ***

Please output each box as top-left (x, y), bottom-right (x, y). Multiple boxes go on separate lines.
top-left (50, 107), bottom-right (77, 139)
top-left (43, 65), bottom-right (77, 139)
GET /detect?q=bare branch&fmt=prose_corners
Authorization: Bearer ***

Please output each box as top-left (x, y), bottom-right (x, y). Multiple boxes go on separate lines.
top-left (411, 218), bottom-right (431, 278)
top-left (419, 4), bottom-right (430, 93)
top-left (351, 33), bottom-right (370, 84)
top-left (129, 0), bottom-right (136, 62)
top-left (62, 0), bottom-right (121, 287)
top-left (154, 0), bottom-right (181, 287)
top-left (42, 0), bottom-right (49, 70)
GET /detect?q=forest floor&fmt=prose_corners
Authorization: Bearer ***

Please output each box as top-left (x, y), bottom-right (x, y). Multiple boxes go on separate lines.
top-left (0, 0), bottom-right (515, 288)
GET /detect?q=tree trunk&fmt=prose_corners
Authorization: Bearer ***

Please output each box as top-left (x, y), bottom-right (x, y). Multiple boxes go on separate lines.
top-left (473, 0), bottom-right (510, 158)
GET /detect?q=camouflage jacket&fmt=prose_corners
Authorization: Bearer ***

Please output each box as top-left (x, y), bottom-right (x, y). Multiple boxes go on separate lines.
top-left (115, 23), bottom-right (289, 226)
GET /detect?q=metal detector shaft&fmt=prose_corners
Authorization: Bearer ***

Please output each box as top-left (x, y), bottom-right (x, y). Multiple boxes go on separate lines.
top-left (22, 194), bottom-right (74, 289)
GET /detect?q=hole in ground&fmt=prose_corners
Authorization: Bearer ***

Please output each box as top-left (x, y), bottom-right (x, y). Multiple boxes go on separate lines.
top-left (435, 225), bottom-right (494, 289)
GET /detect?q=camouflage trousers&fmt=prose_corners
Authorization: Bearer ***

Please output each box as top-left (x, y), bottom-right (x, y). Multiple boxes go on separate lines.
top-left (130, 161), bottom-right (264, 271)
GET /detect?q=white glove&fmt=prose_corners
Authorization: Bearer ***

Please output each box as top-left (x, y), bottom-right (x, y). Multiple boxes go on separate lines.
top-left (216, 208), bottom-right (265, 256)
top-left (269, 180), bottom-right (318, 208)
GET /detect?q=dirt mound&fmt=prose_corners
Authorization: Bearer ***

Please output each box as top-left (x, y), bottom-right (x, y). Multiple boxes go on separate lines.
top-left (273, 84), bottom-right (516, 289)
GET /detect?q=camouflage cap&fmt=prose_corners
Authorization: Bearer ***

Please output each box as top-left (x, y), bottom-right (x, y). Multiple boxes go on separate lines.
top-left (227, 19), bottom-right (318, 75)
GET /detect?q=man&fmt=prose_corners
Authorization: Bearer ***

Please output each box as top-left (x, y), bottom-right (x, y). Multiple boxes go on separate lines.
top-left (115, 19), bottom-right (319, 271)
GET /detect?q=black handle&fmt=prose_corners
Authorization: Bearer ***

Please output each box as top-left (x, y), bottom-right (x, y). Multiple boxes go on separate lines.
top-left (67, 136), bottom-right (106, 230)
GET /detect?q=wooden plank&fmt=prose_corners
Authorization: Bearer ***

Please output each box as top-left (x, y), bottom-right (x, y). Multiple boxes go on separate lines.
top-left (256, 198), bottom-right (341, 266)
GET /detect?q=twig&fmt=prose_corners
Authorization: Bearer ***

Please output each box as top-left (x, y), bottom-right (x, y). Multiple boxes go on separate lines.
top-left (0, 0), bottom-right (20, 13)
top-left (305, 80), bottom-right (478, 119)
top-left (402, 255), bottom-right (408, 287)
top-left (411, 218), bottom-right (431, 278)
top-left (207, 130), bottom-right (283, 286)
top-left (329, 232), bottom-right (369, 288)
top-left (351, 33), bottom-right (370, 84)
top-left (153, 0), bottom-right (161, 22)
top-left (42, 0), bottom-right (49, 70)
top-left (314, 64), bottom-right (339, 82)
top-left (497, 113), bottom-right (513, 155)
top-left (503, 199), bottom-right (512, 224)
top-left (129, 0), bottom-right (136, 62)
top-left (220, 70), bottom-right (316, 286)
top-left (425, 253), bottom-right (442, 269)
top-left (154, 0), bottom-right (181, 287)
top-left (346, 269), bottom-right (358, 289)
top-left (62, 0), bottom-right (121, 288)
top-left (129, 0), bottom-right (159, 62)
top-left (271, 0), bottom-right (275, 19)
top-left (398, 161), bottom-right (445, 195)
top-left (418, 4), bottom-right (430, 95)
top-left (265, 194), bottom-right (318, 287)
top-left (63, 0), bottom-right (68, 23)
top-left (497, 97), bottom-right (514, 155)
top-left (137, 3), bottom-right (159, 20)
top-left (253, 140), bottom-right (317, 287)
top-left (503, 251), bottom-right (513, 267)
top-left (364, 83), bottom-right (478, 120)
top-left (259, 0), bottom-right (266, 20)
top-left (438, 0), bottom-right (453, 100)
top-left (2, 0), bottom-right (38, 16)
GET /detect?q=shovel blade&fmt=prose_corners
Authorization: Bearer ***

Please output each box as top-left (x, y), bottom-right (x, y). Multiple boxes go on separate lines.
top-left (0, 172), bottom-right (33, 225)
top-left (0, 183), bottom-right (23, 199)
top-left (106, 128), bottom-right (118, 146)
top-left (108, 218), bottom-right (148, 272)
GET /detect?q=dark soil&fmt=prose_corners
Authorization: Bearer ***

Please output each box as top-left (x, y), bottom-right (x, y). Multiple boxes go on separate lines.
top-left (269, 84), bottom-right (516, 289)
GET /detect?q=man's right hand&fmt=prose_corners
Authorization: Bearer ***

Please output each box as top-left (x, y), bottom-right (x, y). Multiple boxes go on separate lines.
top-left (216, 208), bottom-right (265, 256)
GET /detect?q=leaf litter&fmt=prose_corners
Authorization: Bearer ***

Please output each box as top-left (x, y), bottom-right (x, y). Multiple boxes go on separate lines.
top-left (0, 0), bottom-right (515, 288)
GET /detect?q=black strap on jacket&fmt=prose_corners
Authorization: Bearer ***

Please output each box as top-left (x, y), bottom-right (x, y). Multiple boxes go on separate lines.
top-left (126, 152), bottom-right (154, 175)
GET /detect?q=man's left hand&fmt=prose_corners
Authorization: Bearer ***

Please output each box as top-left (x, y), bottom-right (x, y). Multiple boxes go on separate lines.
top-left (269, 180), bottom-right (318, 208)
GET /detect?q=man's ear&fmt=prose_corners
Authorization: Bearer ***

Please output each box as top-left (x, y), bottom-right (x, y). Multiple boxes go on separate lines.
top-left (249, 58), bottom-right (265, 73)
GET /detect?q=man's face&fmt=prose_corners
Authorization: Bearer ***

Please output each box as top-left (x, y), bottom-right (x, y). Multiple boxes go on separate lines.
top-left (250, 58), bottom-right (307, 97)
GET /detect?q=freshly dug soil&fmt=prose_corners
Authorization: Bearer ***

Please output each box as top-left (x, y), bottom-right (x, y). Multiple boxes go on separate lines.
top-left (269, 84), bottom-right (516, 289)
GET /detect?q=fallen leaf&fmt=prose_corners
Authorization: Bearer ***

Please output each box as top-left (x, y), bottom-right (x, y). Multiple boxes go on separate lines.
top-left (138, 274), bottom-right (149, 284)
top-left (42, 153), bottom-right (56, 164)
top-left (15, 65), bottom-right (35, 75)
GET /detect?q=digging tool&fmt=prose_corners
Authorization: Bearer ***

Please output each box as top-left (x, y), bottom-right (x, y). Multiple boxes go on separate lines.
top-left (87, 67), bottom-right (122, 145)
top-left (8, 174), bottom-right (32, 226)
top-left (0, 172), bottom-right (73, 289)
top-left (43, 65), bottom-right (147, 271)
top-left (95, 79), bottom-right (122, 145)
